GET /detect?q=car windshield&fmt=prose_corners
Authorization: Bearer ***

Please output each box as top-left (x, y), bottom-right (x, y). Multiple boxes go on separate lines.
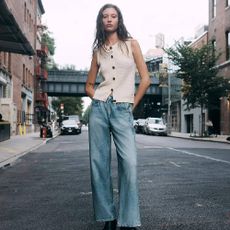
top-left (63, 115), bottom-right (80, 121)
top-left (148, 119), bottom-right (164, 125)
top-left (62, 120), bottom-right (77, 125)
top-left (137, 119), bottom-right (146, 125)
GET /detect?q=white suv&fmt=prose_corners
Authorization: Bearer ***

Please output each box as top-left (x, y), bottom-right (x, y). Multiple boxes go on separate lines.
top-left (144, 117), bottom-right (167, 136)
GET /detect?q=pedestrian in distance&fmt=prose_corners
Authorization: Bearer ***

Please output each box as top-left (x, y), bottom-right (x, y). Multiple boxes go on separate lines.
top-left (85, 3), bottom-right (150, 230)
top-left (0, 113), bottom-right (5, 122)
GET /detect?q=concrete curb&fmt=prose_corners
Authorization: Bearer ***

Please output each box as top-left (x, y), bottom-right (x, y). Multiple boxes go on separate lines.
top-left (0, 132), bottom-right (60, 169)
top-left (0, 141), bottom-right (46, 169)
top-left (169, 134), bottom-right (230, 144)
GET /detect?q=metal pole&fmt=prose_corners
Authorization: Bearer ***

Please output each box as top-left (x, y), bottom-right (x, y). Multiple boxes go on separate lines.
top-left (167, 72), bottom-right (171, 134)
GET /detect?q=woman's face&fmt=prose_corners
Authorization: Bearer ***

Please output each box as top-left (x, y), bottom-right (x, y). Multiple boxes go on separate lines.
top-left (102, 7), bottom-right (118, 33)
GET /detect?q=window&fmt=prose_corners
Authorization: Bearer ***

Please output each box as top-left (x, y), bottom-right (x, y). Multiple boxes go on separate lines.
top-left (23, 64), bottom-right (25, 84)
top-left (212, 39), bottom-right (216, 55)
top-left (24, 3), bottom-right (26, 22)
top-left (226, 0), bottom-right (230, 7)
top-left (212, 0), bottom-right (216, 18)
top-left (226, 31), bottom-right (230, 60)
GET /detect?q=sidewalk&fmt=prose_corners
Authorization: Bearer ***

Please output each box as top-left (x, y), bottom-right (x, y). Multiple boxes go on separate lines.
top-left (170, 131), bottom-right (230, 144)
top-left (0, 130), bottom-right (59, 169)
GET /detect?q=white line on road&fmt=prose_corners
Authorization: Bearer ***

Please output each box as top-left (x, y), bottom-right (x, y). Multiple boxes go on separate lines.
top-left (142, 145), bottom-right (164, 149)
top-left (169, 161), bottom-right (181, 167)
top-left (167, 147), bottom-right (230, 165)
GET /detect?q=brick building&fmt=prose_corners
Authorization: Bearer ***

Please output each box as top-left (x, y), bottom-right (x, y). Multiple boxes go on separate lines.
top-left (209, 0), bottom-right (230, 135)
top-left (0, 0), bottom-right (46, 135)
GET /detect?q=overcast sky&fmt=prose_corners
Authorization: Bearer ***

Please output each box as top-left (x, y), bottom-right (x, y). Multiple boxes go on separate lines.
top-left (42, 0), bottom-right (209, 70)
top-left (41, 0), bottom-right (209, 111)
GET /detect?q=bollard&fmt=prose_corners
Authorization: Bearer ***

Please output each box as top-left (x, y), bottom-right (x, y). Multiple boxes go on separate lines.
top-left (42, 127), bottom-right (47, 140)
top-left (19, 123), bottom-right (23, 135)
top-left (23, 123), bottom-right (26, 135)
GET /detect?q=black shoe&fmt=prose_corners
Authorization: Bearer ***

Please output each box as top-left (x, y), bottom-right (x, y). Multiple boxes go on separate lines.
top-left (120, 227), bottom-right (137, 230)
top-left (103, 219), bottom-right (117, 230)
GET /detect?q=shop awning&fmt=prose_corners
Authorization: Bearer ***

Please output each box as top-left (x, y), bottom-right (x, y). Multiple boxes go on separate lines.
top-left (0, 0), bottom-right (35, 55)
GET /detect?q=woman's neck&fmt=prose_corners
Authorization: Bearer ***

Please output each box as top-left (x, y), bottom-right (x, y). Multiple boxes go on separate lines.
top-left (105, 32), bottom-right (119, 46)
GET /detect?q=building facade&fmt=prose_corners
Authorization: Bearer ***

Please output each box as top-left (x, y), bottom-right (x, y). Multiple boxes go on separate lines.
top-left (0, 0), bottom-right (46, 135)
top-left (181, 30), bottom-right (210, 135)
top-left (209, 0), bottom-right (230, 135)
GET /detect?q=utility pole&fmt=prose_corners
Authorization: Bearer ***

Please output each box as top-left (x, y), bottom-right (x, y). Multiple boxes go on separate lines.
top-left (167, 72), bottom-right (171, 134)
top-left (159, 63), bottom-right (171, 134)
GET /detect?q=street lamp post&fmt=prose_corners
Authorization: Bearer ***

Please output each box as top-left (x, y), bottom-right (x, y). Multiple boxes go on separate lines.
top-left (167, 72), bottom-right (171, 134)
top-left (159, 63), bottom-right (171, 134)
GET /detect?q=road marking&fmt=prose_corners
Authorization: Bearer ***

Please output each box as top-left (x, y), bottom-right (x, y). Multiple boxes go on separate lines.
top-left (80, 191), bottom-right (92, 196)
top-left (195, 203), bottom-right (203, 207)
top-left (169, 161), bottom-right (181, 167)
top-left (79, 189), bottom-right (118, 196)
top-left (167, 147), bottom-right (230, 165)
top-left (142, 145), bottom-right (164, 149)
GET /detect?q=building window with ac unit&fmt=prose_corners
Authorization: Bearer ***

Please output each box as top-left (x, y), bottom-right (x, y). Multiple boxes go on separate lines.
top-left (212, 0), bottom-right (217, 18)
top-left (212, 39), bottom-right (216, 55)
top-left (226, 31), bottom-right (230, 60)
top-left (226, 0), bottom-right (230, 7)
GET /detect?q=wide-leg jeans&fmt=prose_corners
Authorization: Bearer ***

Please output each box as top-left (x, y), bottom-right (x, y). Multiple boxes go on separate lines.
top-left (88, 96), bottom-right (141, 227)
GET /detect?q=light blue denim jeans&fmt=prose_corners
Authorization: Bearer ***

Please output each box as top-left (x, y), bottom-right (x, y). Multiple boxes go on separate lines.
top-left (88, 96), bottom-right (141, 227)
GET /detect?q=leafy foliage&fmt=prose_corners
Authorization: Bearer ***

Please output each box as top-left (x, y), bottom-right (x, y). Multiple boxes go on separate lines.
top-left (82, 105), bottom-right (91, 124)
top-left (51, 97), bottom-right (83, 117)
top-left (41, 31), bottom-right (56, 56)
top-left (165, 42), bottom-right (230, 110)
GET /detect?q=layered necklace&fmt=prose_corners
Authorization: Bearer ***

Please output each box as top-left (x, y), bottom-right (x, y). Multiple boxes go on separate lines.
top-left (102, 44), bottom-right (113, 53)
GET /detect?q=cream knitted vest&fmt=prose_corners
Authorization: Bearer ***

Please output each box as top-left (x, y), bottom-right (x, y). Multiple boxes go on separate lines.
top-left (93, 40), bottom-right (136, 103)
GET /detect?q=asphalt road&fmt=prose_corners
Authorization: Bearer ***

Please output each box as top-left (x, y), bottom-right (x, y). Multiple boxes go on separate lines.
top-left (0, 130), bottom-right (230, 230)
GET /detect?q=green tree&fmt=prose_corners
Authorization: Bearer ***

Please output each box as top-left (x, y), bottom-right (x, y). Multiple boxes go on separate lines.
top-left (82, 105), bottom-right (91, 125)
top-left (41, 30), bottom-right (56, 56)
top-left (51, 97), bottom-right (83, 118)
top-left (165, 42), bottom-right (230, 135)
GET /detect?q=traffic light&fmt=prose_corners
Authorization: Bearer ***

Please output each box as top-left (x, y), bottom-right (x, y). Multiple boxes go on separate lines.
top-left (60, 103), bottom-right (64, 117)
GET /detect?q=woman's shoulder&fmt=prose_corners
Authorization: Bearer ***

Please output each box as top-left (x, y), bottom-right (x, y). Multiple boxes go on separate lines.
top-left (125, 38), bottom-right (139, 47)
top-left (125, 38), bottom-right (140, 53)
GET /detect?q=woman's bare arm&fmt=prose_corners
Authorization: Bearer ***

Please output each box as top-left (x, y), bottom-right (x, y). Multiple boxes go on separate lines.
top-left (131, 39), bottom-right (151, 110)
top-left (85, 52), bottom-right (99, 99)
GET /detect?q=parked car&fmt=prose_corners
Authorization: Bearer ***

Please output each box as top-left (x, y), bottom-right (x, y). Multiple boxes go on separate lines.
top-left (63, 115), bottom-right (82, 129)
top-left (60, 119), bottom-right (81, 135)
top-left (143, 117), bottom-right (167, 136)
top-left (134, 118), bottom-right (146, 134)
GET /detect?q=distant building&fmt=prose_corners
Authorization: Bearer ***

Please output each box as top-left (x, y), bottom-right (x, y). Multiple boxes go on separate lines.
top-left (194, 25), bottom-right (209, 39)
top-left (144, 33), bottom-right (165, 60)
top-left (155, 33), bottom-right (165, 49)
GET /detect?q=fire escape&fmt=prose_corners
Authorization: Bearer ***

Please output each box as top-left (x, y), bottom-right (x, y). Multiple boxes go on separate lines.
top-left (35, 40), bottom-right (49, 124)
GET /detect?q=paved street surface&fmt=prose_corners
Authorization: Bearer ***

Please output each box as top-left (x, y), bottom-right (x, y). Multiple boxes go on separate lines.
top-left (0, 130), bottom-right (230, 230)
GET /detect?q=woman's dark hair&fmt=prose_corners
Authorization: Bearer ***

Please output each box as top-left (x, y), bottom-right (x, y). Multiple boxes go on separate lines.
top-left (93, 4), bottom-right (131, 51)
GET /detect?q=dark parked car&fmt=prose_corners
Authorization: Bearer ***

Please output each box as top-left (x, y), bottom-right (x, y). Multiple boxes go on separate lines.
top-left (60, 119), bottom-right (81, 135)
top-left (134, 119), bottom-right (146, 134)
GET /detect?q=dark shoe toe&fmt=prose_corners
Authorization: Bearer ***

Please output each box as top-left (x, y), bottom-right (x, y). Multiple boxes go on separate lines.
top-left (120, 227), bottom-right (137, 230)
top-left (103, 219), bottom-right (117, 230)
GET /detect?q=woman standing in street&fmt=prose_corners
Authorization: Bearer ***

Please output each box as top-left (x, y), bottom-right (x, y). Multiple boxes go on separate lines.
top-left (85, 4), bottom-right (150, 230)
